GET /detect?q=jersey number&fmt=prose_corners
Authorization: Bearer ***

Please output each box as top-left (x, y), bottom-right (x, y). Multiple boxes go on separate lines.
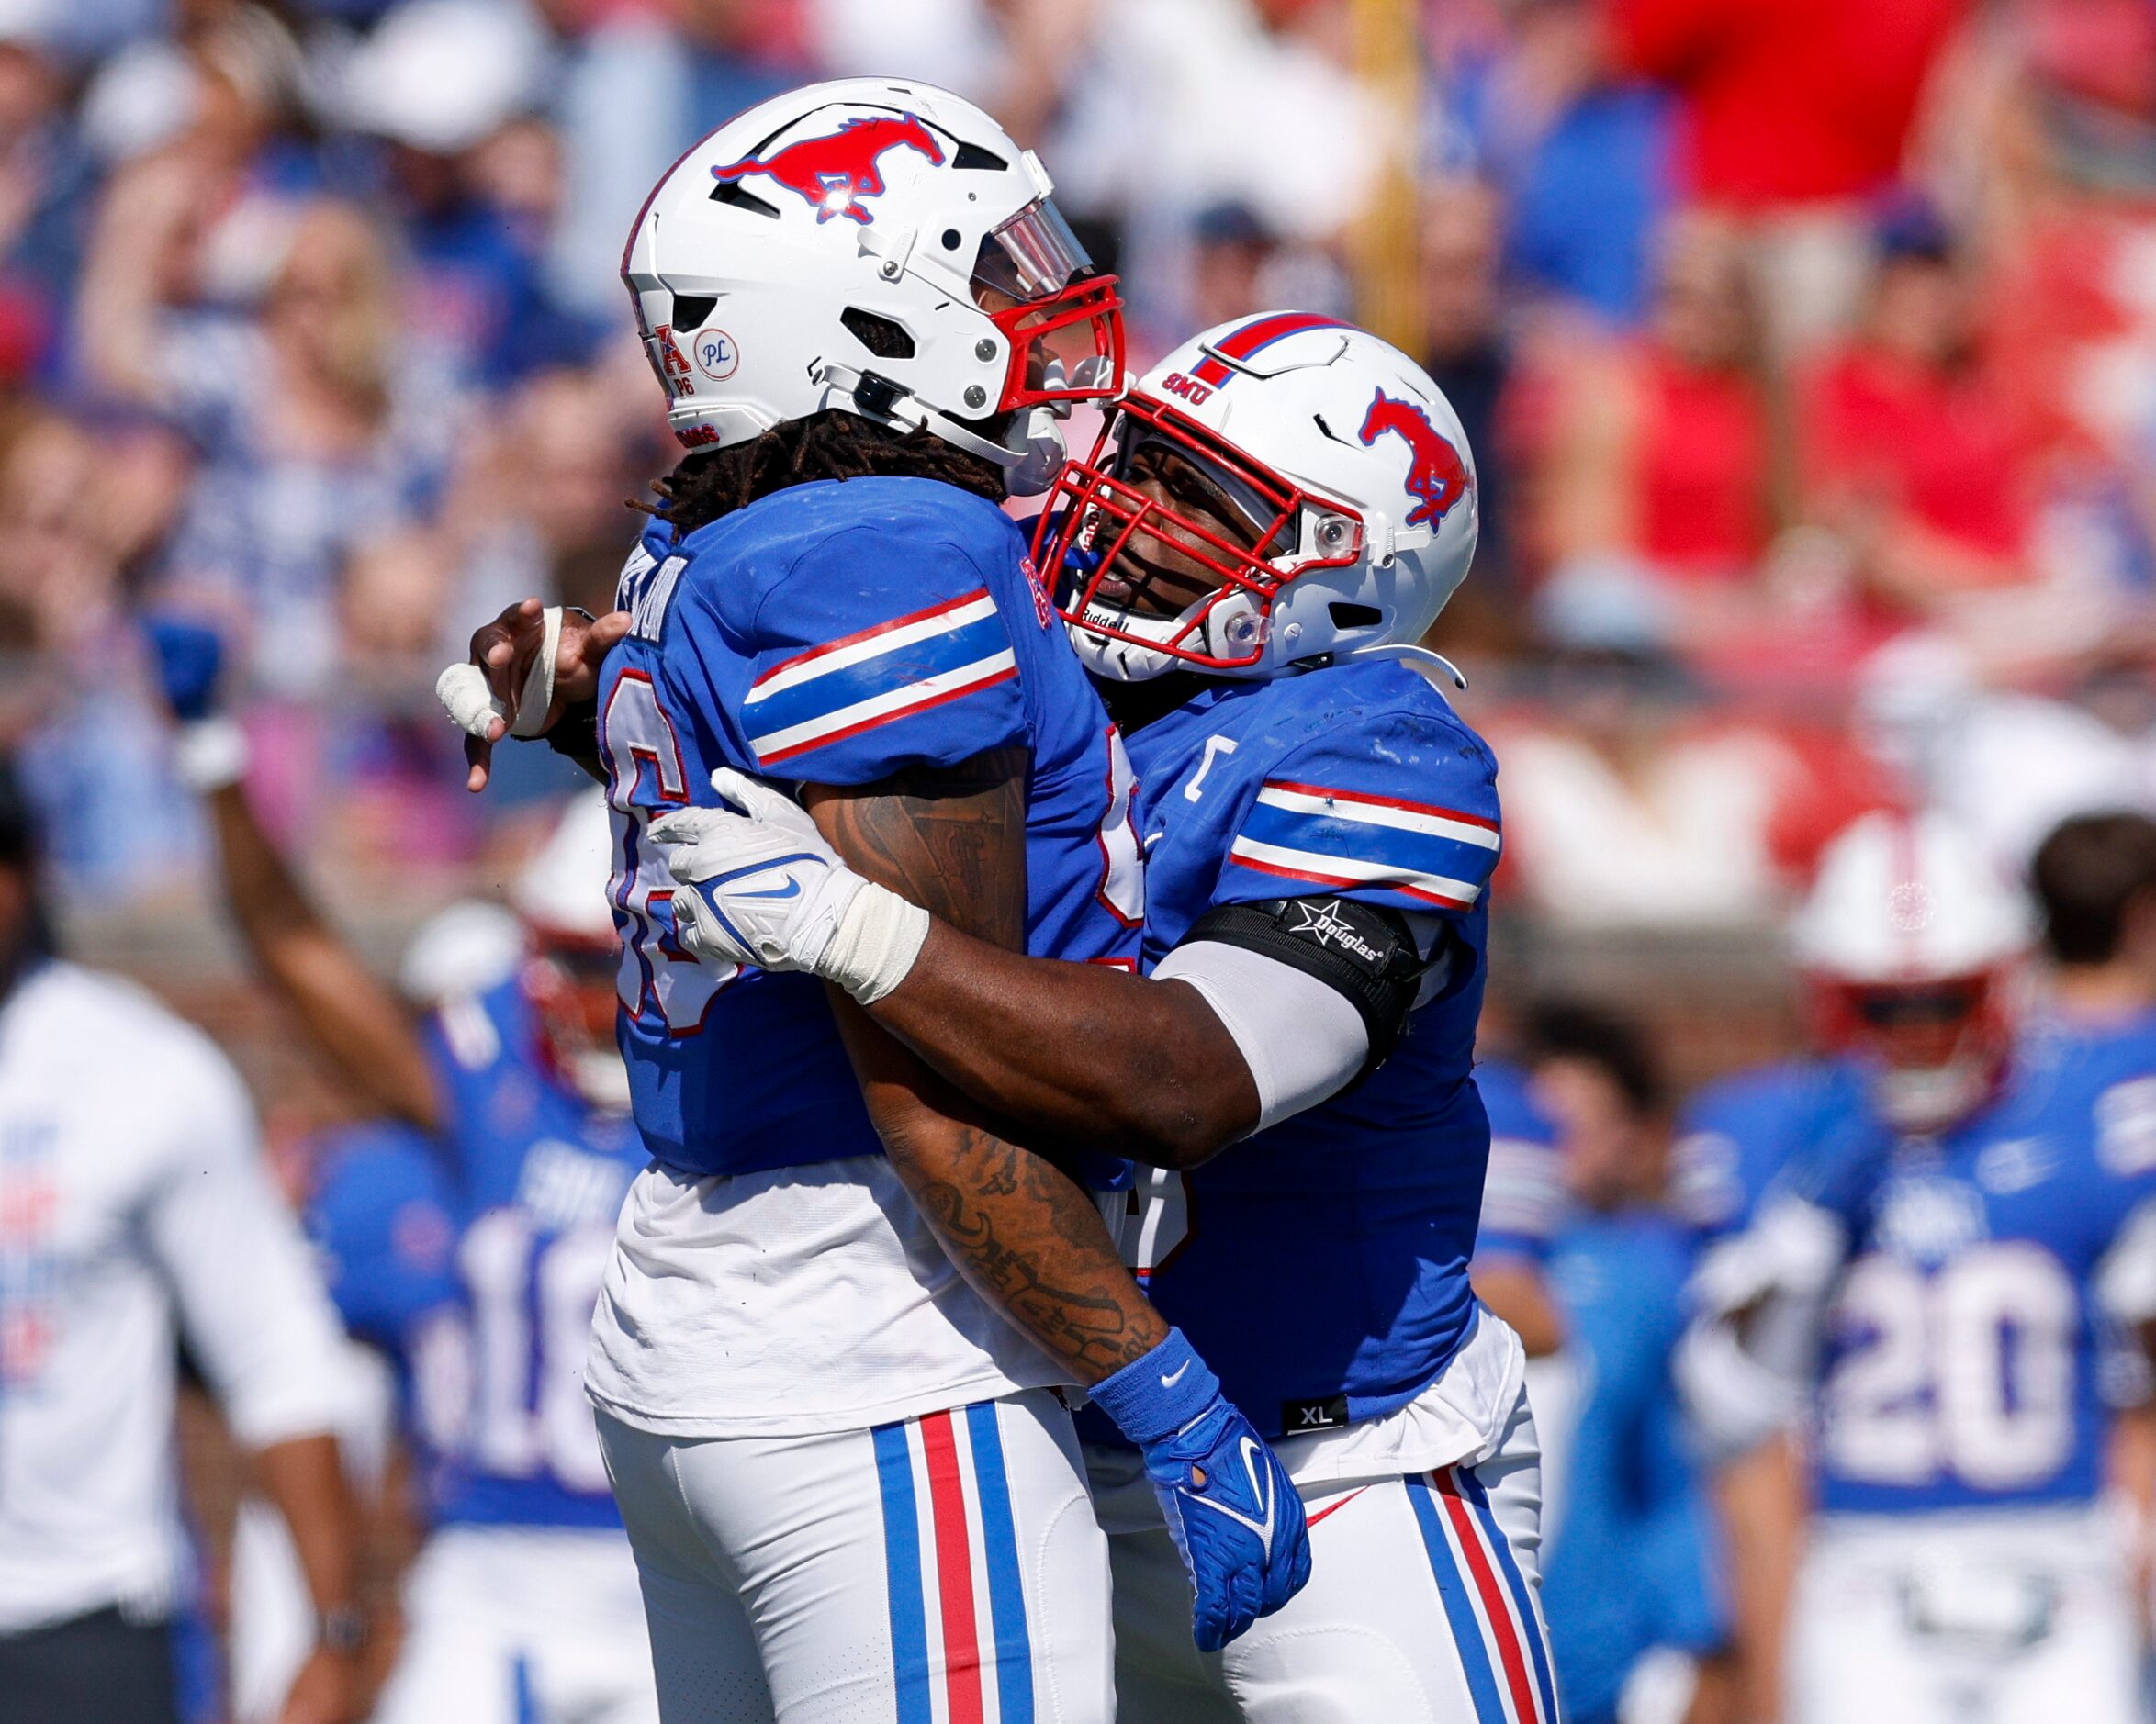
top-left (601, 670), bottom-right (734, 1036)
top-left (1824, 1244), bottom-right (2077, 1491)
top-left (410, 1213), bottom-right (613, 1494)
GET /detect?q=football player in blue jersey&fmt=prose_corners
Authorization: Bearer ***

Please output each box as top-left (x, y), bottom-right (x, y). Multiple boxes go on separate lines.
top-left (155, 616), bottom-right (661, 1724)
top-left (1519, 1002), bottom-right (1735, 1724)
top-left (1683, 809), bottom-right (2156, 1724)
top-left (441, 82), bottom-right (1310, 1721)
top-left (650, 314), bottom-right (1562, 1721)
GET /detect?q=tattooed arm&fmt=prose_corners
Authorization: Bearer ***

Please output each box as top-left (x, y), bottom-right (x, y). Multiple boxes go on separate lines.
top-left (805, 749), bottom-right (1169, 1383)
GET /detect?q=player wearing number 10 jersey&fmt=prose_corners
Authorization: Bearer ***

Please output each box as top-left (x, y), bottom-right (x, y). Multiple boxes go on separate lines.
top-left (1687, 811), bottom-right (2156, 1724)
top-left (653, 315), bottom-right (1564, 1723)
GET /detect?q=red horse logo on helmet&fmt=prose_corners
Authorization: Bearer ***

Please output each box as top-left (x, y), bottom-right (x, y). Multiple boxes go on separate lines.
top-left (711, 114), bottom-right (946, 225)
top-left (1358, 389), bottom-right (1470, 531)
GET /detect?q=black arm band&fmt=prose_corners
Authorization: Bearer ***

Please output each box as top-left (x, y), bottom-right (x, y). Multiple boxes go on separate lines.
top-left (1179, 896), bottom-right (1432, 1074)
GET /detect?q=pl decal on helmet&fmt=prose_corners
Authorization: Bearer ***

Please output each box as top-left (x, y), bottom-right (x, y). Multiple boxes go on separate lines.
top-left (710, 114), bottom-right (944, 224)
top-left (621, 79), bottom-right (1123, 491)
top-left (1041, 310), bottom-right (1479, 682)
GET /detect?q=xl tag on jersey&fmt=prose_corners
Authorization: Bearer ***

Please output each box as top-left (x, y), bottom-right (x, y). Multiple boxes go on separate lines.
top-left (1283, 1395), bottom-right (1349, 1433)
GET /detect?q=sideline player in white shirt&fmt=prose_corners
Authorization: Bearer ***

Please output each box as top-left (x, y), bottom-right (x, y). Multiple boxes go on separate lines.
top-left (0, 758), bottom-right (365, 1724)
top-left (1683, 809), bottom-right (2156, 1724)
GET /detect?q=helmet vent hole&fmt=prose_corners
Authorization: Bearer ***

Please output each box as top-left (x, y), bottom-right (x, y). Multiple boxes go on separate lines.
top-left (710, 181), bottom-right (780, 218)
top-left (670, 295), bottom-right (716, 333)
top-left (840, 308), bottom-right (916, 361)
top-left (951, 141), bottom-right (1008, 172)
top-left (1329, 602), bottom-right (1382, 631)
top-left (941, 228), bottom-right (962, 250)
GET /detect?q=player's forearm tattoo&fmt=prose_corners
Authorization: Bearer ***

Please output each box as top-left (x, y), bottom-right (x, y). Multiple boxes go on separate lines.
top-left (900, 1122), bottom-right (1162, 1377)
top-left (814, 749), bottom-right (1168, 1382)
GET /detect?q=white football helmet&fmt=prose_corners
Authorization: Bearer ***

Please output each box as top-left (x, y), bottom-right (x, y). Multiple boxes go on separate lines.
top-left (621, 78), bottom-right (1123, 490)
top-left (1039, 312), bottom-right (1478, 680)
top-left (512, 789), bottom-right (630, 1111)
top-left (1791, 809), bottom-right (2034, 1132)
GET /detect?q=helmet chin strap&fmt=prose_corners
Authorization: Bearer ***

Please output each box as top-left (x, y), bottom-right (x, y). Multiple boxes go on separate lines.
top-left (1336, 641), bottom-right (1468, 690)
top-left (812, 361), bottom-right (1066, 497)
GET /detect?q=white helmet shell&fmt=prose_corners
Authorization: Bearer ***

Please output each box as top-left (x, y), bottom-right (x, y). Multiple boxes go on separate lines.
top-left (1042, 312), bottom-right (1478, 680)
top-left (621, 78), bottom-right (1123, 487)
top-left (512, 788), bottom-right (618, 947)
top-left (1791, 809), bottom-right (2033, 985)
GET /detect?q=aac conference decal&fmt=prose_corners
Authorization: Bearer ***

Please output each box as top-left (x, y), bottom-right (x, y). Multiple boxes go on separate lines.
top-left (692, 328), bottom-right (740, 382)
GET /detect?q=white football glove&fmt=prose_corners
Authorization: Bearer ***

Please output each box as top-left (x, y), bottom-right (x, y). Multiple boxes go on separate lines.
top-left (646, 768), bottom-right (931, 1004)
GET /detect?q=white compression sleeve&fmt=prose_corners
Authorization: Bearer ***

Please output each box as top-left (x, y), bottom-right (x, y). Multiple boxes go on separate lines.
top-left (1152, 939), bottom-right (1371, 1135)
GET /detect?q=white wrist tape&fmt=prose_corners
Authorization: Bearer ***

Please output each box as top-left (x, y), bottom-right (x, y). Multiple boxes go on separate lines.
top-left (434, 606), bottom-right (563, 742)
top-left (821, 881), bottom-right (931, 1005)
top-left (511, 606), bottom-right (561, 738)
top-left (174, 716), bottom-right (249, 792)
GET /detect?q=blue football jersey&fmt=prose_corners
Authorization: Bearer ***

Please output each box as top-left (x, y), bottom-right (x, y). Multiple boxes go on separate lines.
top-left (1095, 659), bottom-right (1503, 1438)
top-left (309, 979), bottom-right (646, 1529)
top-left (1670, 1057), bottom-right (1866, 1240)
top-left (600, 478), bottom-right (1141, 1176)
top-left (1776, 1013), bottom-right (2156, 1516)
top-left (1542, 1208), bottom-right (1728, 1722)
top-left (1476, 1058), bottom-right (1566, 1265)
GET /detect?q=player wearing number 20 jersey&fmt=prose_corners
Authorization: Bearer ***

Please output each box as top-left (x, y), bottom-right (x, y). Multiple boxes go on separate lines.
top-left (1689, 812), bottom-right (2156, 1724)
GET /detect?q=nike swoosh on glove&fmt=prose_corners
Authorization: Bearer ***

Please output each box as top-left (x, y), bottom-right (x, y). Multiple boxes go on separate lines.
top-left (646, 768), bottom-right (863, 973)
top-left (1087, 1327), bottom-right (1312, 1651)
top-left (646, 769), bottom-right (930, 1004)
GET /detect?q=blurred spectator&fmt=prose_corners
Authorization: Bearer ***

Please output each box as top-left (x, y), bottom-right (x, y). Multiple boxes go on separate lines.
top-left (1800, 199), bottom-right (2043, 622)
top-left (342, 0), bottom-right (601, 386)
top-left (1443, 0), bottom-right (1673, 326)
top-left (1602, 0), bottom-right (1967, 349)
top-left (81, 179), bottom-right (466, 700)
top-left (1523, 999), bottom-right (1736, 1724)
top-left (1420, 177), bottom-right (1523, 602)
top-left (0, 13), bottom-right (92, 378)
top-left (0, 408), bottom-right (200, 900)
top-left (1187, 200), bottom-right (1277, 333)
top-left (1531, 211), bottom-right (1771, 617)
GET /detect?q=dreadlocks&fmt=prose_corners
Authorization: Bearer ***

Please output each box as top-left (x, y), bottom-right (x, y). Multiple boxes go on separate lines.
top-left (634, 410), bottom-right (1007, 536)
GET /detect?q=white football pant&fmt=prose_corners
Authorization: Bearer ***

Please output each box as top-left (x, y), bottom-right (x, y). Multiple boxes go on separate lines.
top-left (370, 1524), bottom-right (658, 1724)
top-left (1088, 1384), bottom-right (1558, 1724)
top-left (597, 1388), bottom-right (1114, 1724)
top-left (1787, 1506), bottom-right (2140, 1724)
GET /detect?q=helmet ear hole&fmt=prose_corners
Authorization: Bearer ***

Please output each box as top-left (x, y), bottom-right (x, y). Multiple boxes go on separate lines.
top-left (1329, 601), bottom-right (1382, 630)
top-left (840, 308), bottom-right (917, 360)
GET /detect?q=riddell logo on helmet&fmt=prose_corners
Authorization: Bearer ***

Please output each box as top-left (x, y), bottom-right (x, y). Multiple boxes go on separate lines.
top-left (1358, 390), bottom-right (1470, 531)
top-left (711, 114), bottom-right (945, 225)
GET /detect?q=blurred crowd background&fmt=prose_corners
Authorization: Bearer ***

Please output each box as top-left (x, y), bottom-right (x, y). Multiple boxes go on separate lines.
top-left (13, 0), bottom-right (2156, 1715)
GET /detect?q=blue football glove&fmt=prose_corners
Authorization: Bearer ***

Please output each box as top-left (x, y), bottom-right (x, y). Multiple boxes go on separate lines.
top-left (1089, 1328), bottom-right (1312, 1651)
top-left (144, 614), bottom-right (227, 722)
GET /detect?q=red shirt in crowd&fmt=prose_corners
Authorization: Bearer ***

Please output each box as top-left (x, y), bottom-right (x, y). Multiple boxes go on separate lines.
top-left (1802, 345), bottom-right (2032, 570)
top-left (1633, 347), bottom-right (1769, 579)
top-left (1605, 0), bottom-right (1966, 207)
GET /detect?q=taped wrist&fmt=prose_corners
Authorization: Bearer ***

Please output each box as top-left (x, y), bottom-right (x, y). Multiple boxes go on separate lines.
top-left (821, 880), bottom-right (930, 1005)
top-left (1086, 1327), bottom-right (1221, 1444)
top-left (1180, 896), bottom-right (1430, 1075)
